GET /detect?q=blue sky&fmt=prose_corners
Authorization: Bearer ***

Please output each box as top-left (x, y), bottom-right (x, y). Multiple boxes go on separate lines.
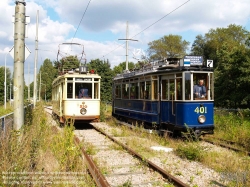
top-left (0, 0), bottom-right (250, 84)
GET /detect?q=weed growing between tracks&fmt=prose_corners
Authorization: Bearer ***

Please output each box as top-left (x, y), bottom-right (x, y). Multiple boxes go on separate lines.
top-left (0, 103), bottom-right (96, 187)
top-left (102, 104), bottom-right (250, 187)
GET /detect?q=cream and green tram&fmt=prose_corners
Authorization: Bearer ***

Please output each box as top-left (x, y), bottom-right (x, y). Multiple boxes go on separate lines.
top-left (52, 68), bottom-right (101, 124)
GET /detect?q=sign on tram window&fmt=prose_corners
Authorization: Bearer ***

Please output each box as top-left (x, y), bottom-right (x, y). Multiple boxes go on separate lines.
top-left (75, 78), bottom-right (92, 81)
top-left (181, 56), bottom-right (203, 66)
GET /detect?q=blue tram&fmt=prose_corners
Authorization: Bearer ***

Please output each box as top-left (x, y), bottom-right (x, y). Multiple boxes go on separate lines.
top-left (112, 56), bottom-right (214, 136)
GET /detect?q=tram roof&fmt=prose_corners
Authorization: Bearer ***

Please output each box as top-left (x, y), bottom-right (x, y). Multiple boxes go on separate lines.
top-left (113, 56), bottom-right (213, 80)
top-left (52, 72), bottom-right (101, 85)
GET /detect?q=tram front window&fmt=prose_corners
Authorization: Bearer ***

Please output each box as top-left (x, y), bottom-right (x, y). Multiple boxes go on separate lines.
top-left (75, 83), bottom-right (92, 99)
top-left (193, 74), bottom-right (208, 100)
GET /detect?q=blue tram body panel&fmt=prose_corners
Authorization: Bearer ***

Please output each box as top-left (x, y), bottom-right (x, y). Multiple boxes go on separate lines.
top-left (114, 100), bottom-right (159, 123)
top-left (112, 56), bottom-right (214, 135)
top-left (160, 101), bottom-right (213, 127)
top-left (114, 100), bottom-right (214, 130)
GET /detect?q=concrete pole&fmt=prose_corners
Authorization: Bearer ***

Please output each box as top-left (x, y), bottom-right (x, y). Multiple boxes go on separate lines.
top-left (13, 0), bottom-right (26, 130)
top-left (126, 21), bottom-right (129, 71)
top-left (39, 72), bottom-right (41, 101)
top-left (4, 53), bottom-right (7, 109)
top-left (28, 59), bottom-right (30, 101)
top-left (33, 10), bottom-right (39, 107)
top-left (10, 83), bottom-right (12, 103)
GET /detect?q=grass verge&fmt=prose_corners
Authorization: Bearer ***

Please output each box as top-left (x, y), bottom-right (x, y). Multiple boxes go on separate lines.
top-left (0, 102), bottom-right (96, 187)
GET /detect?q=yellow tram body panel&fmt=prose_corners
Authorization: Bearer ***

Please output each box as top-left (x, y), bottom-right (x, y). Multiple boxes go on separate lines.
top-left (52, 69), bottom-right (101, 123)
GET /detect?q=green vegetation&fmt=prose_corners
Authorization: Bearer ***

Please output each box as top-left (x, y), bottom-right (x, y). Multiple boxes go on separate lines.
top-left (103, 104), bottom-right (250, 187)
top-left (214, 109), bottom-right (250, 152)
top-left (175, 142), bottom-right (204, 161)
top-left (0, 103), bottom-right (96, 187)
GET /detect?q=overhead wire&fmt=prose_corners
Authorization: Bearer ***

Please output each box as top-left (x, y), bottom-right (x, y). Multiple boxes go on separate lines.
top-left (101, 0), bottom-right (191, 59)
top-left (70, 0), bottom-right (92, 43)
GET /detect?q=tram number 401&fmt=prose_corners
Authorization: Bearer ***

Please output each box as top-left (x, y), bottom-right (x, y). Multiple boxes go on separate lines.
top-left (194, 106), bottom-right (207, 114)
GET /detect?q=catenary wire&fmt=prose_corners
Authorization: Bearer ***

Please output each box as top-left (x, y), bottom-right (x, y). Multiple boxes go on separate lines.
top-left (70, 0), bottom-right (92, 44)
top-left (101, 0), bottom-right (190, 59)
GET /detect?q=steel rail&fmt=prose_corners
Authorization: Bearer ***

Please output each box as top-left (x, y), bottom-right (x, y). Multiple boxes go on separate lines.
top-left (92, 125), bottom-right (190, 187)
top-left (74, 136), bottom-right (111, 187)
top-left (202, 138), bottom-right (250, 156)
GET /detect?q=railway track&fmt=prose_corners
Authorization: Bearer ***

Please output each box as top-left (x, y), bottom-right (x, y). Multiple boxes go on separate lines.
top-left (115, 118), bottom-right (250, 157)
top-left (74, 123), bottom-right (189, 187)
top-left (44, 106), bottom-right (229, 186)
top-left (201, 137), bottom-right (250, 156)
top-left (45, 107), bottom-right (189, 186)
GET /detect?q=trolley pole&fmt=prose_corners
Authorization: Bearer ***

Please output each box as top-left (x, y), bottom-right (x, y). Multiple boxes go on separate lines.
top-left (13, 0), bottom-right (26, 130)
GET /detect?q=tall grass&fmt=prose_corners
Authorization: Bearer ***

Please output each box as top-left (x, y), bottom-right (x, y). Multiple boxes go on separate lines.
top-left (214, 109), bottom-right (250, 151)
top-left (103, 104), bottom-right (250, 186)
top-left (0, 102), bottom-right (95, 187)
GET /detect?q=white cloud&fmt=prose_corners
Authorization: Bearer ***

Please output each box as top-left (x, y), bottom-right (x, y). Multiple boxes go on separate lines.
top-left (1, 0), bottom-right (250, 85)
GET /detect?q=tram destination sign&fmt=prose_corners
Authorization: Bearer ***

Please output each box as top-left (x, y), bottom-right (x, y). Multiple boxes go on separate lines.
top-left (181, 56), bottom-right (203, 66)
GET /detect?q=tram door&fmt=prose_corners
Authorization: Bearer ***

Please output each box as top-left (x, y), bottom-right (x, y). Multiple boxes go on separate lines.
top-left (169, 79), bottom-right (176, 124)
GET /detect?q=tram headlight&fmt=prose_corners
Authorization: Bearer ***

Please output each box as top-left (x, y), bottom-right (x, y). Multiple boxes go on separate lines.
top-left (80, 108), bottom-right (87, 115)
top-left (198, 115), bottom-right (206, 124)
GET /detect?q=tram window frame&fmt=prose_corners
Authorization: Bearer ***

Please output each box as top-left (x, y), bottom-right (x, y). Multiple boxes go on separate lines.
top-left (169, 79), bottom-right (175, 101)
top-left (75, 82), bottom-right (92, 99)
top-left (67, 82), bottom-right (73, 99)
top-left (193, 73), bottom-right (209, 100)
top-left (152, 79), bottom-right (158, 100)
top-left (130, 82), bottom-right (139, 99)
top-left (115, 84), bottom-right (121, 99)
top-left (122, 83), bottom-right (129, 99)
top-left (176, 78), bottom-right (182, 100)
top-left (210, 73), bottom-right (214, 100)
top-left (139, 81), bottom-right (145, 99)
top-left (161, 79), bottom-right (168, 100)
top-left (94, 82), bottom-right (100, 99)
top-left (185, 72), bottom-right (191, 100)
top-left (145, 81), bottom-right (151, 100)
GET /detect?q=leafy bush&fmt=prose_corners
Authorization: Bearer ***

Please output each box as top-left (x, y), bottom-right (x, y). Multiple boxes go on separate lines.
top-left (175, 142), bottom-right (204, 161)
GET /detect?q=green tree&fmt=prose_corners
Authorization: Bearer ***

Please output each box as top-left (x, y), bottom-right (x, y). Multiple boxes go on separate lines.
top-left (203, 24), bottom-right (249, 69)
top-left (190, 35), bottom-right (206, 56)
top-left (216, 43), bottom-right (250, 108)
top-left (191, 24), bottom-right (250, 108)
top-left (38, 59), bottom-right (58, 101)
top-left (54, 55), bottom-right (80, 74)
top-left (113, 61), bottom-right (135, 75)
top-left (147, 34), bottom-right (190, 60)
top-left (88, 59), bottom-right (114, 102)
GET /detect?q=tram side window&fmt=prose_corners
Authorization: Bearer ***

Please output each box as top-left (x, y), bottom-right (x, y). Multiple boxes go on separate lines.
top-left (145, 81), bottom-right (151, 99)
top-left (75, 83), bottom-right (92, 99)
top-left (67, 83), bottom-right (73, 99)
top-left (130, 83), bottom-right (139, 99)
top-left (152, 80), bottom-right (158, 100)
top-left (169, 79), bottom-right (175, 100)
top-left (94, 82), bottom-right (99, 99)
top-left (162, 80), bottom-right (168, 100)
top-left (176, 78), bottom-right (182, 100)
top-left (122, 84), bottom-right (129, 99)
top-left (140, 82), bottom-right (145, 99)
top-left (115, 84), bottom-right (121, 98)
